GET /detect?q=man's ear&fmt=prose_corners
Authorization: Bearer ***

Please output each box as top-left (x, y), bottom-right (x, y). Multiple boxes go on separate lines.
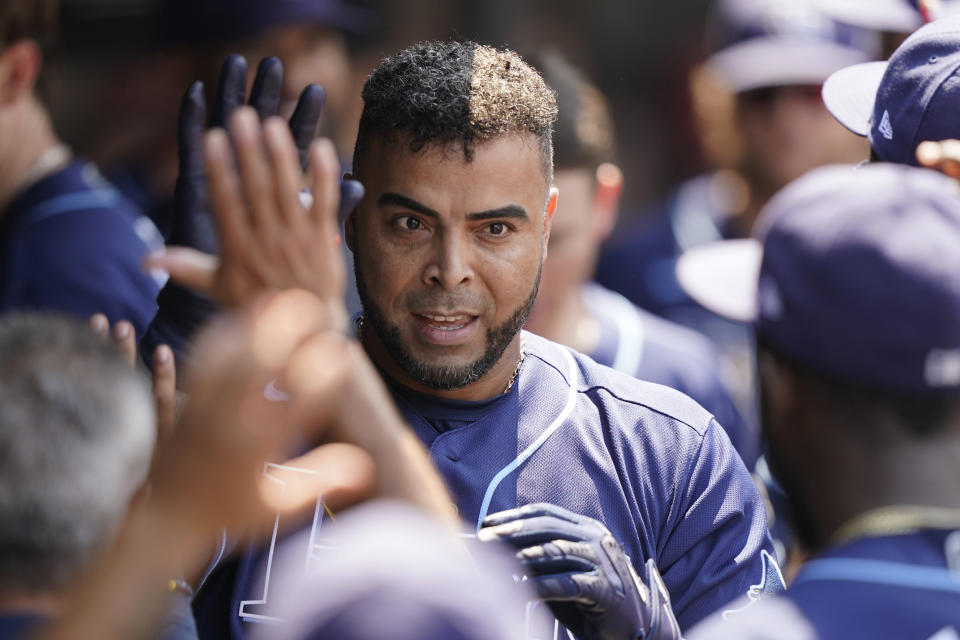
top-left (592, 163), bottom-right (623, 242)
top-left (542, 186), bottom-right (559, 260)
top-left (0, 40), bottom-right (42, 106)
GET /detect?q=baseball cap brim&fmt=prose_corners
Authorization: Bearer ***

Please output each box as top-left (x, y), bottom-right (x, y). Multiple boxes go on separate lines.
top-left (809, 0), bottom-right (925, 33)
top-left (821, 61), bottom-right (888, 136)
top-left (706, 37), bottom-right (871, 93)
top-left (675, 239), bottom-right (763, 324)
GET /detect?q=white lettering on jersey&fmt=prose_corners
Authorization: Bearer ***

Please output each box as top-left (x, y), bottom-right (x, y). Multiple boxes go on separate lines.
top-left (238, 462), bottom-right (330, 624)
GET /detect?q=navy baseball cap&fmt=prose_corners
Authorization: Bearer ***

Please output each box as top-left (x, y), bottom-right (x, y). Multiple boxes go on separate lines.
top-left (678, 163), bottom-right (960, 394)
top-left (823, 15), bottom-right (960, 166)
top-left (163, 0), bottom-right (375, 45)
top-left (810, 0), bottom-right (960, 34)
top-left (704, 0), bottom-right (878, 93)
top-left (255, 500), bottom-right (537, 640)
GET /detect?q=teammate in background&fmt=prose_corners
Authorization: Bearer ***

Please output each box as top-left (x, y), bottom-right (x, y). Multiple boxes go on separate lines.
top-left (0, 314), bottom-right (178, 640)
top-left (0, 0), bottom-right (162, 335)
top-left (153, 41), bottom-right (780, 639)
top-left (684, 163), bottom-right (960, 639)
top-left (48, 0), bottom-right (371, 241)
top-left (595, 0), bottom-right (875, 423)
top-left (525, 52), bottom-right (758, 466)
top-left (822, 15), bottom-right (960, 168)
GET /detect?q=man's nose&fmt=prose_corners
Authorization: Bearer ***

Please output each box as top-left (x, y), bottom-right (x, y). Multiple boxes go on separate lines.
top-left (422, 231), bottom-right (474, 290)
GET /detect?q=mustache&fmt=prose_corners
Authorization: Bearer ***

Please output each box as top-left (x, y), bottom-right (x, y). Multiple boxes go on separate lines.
top-left (401, 290), bottom-right (489, 314)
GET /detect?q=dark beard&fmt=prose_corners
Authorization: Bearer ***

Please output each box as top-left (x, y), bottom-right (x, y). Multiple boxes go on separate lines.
top-left (355, 258), bottom-right (541, 391)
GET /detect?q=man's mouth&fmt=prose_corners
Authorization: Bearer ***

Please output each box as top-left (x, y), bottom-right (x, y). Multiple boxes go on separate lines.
top-left (412, 312), bottom-right (480, 344)
top-left (418, 313), bottom-right (473, 330)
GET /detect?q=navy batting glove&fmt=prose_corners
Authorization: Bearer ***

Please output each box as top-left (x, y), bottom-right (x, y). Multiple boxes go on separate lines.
top-left (479, 503), bottom-right (682, 640)
top-left (141, 55), bottom-right (332, 376)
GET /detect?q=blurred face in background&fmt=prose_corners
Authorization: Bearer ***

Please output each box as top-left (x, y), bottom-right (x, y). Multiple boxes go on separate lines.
top-left (246, 25), bottom-right (351, 135)
top-left (735, 84), bottom-right (869, 200)
top-left (525, 164), bottom-right (620, 335)
top-left (525, 167), bottom-right (597, 332)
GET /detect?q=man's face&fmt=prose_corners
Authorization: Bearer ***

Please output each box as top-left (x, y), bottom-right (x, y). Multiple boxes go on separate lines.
top-left (737, 85), bottom-right (869, 199)
top-left (347, 133), bottom-right (556, 392)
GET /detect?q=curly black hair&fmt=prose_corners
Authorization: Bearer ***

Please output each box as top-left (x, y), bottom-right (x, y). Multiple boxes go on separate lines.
top-left (352, 40), bottom-right (558, 183)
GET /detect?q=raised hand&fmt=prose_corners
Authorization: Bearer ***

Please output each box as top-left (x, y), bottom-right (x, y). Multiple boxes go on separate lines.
top-left (140, 55), bottom-right (336, 371)
top-left (148, 109), bottom-right (358, 331)
top-left (479, 503), bottom-right (682, 640)
top-left (146, 289), bottom-right (377, 535)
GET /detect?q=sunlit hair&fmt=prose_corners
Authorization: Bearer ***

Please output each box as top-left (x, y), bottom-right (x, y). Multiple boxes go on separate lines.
top-left (353, 40), bottom-right (558, 184)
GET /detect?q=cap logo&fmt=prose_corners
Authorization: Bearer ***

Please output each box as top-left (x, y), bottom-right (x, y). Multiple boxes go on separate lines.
top-left (925, 348), bottom-right (960, 387)
top-left (879, 110), bottom-right (894, 141)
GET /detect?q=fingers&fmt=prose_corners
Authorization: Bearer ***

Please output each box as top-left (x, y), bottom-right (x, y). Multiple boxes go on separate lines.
top-left (527, 572), bottom-right (607, 606)
top-left (210, 54), bottom-right (248, 128)
top-left (307, 138), bottom-right (343, 247)
top-left (264, 117), bottom-right (309, 236)
top-left (516, 539), bottom-right (600, 575)
top-left (88, 314), bottom-right (136, 366)
top-left (144, 247), bottom-right (219, 294)
top-left (230, 108), bottom-right (283, 255)
top-left (89, 313), bottom-right (109, 336)
top-left (481, 502), bottom-right (584, 528)
top-left (114, 321), bottom-right (136, 367)
top-left (248, 57), bottom-right (283, 121)
top-left (173, 81), bottom-right (222, 252)
top-left (177, 81), bottom-right (207, 189)
top-left (478, 514), bottom-right (590, 547)
top-left (205, 126), bottom-right (257, 278)
top-left (289, 84), bottom-right (326, 169)
top-left (152, 344), bottom-right (177, 443)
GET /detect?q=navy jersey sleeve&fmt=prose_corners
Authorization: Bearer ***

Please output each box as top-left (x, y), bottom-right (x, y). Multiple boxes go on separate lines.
top-left (3, 208), bottom-right (160, 335)
top-left (658, 418), bottom-right (782, 629)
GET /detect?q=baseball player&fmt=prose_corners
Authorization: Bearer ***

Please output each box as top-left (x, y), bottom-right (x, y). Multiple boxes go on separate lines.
top-left (682, 162), bottom-right (960, 639)
top-left (822, 15), bottom-right (960, 168)
top-left (0, 0), bottom-right (163, 336)
top-left (594, 0), bottom-right (878, 450)
top-left (524, 52), bottom-right (758, 467)
top-left (155, 41), bottom-right (781, 639)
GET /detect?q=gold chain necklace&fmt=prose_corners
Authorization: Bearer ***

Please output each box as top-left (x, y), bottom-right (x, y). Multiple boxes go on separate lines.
top-left (831, 505), bottom-right (960, 546)
top-left (355, 315), bottom-right (525, 394)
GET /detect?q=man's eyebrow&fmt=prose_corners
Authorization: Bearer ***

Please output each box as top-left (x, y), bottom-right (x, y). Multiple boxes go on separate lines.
top-left (377, 193), bottom-right (528, 222)
top-left (377, 193), bottom-right (439, 218)
top-left (466, 206), bottom-right (528, 221)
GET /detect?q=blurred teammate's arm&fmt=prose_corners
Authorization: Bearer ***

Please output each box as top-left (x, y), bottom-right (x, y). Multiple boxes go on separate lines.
top-left (36, 291), bottom-right (456, 640)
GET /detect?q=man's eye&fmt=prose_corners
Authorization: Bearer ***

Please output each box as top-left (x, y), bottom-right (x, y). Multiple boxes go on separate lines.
top-left (397, 216), bottom-right (423, 231)
top-left (488, 222), bottom-right (506, 236)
